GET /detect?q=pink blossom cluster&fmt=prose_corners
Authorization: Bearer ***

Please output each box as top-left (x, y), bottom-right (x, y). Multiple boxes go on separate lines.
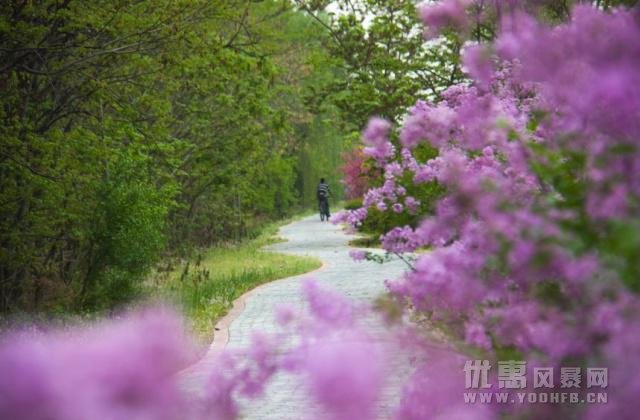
top-left (362, 117), bottom-right (395, 164)
top-left (380, 226), bottom-right (422, 254)
top-left (0, 308), bottom-right (197, 420)
top-left (0, 290), bottom-right (389, 420)
top-left (419, 0), bottom-right (472, 39)
top-left (495, 7), bottom-right (640, 221)
top-left (338, 2), bottom-right (640, 417)
top-left (339, 147), bottom-right (376, 200)
top-left (335, 140), bottom-right (420, 229)
top-left (331, 206), bottom-right (367, 226)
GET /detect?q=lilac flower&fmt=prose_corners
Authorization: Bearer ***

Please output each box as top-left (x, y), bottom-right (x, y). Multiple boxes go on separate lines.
top-left (376, 201), bottom-right (388, 212)
top-left (0, 307), bottom-right (194, 420)
top-left (362, 117), bottom-right (395, 163)
top-left (464, 322), bottom-right (492, 350)
top-left (404, 196), bottom-right (420, 214)
top-left (275, 304), bottom-right (296, 326)
top-left (462, 44), bottom-right (494, 86)
top-left (341, 6), bottom-right (640, 418)
top-left (418, 0), bottom-right (472, 39)
top-left (396, 350), bottom-right (494, 420)
top-left (331, 207), bottom-right (368, 226)
top-left (380, 226), bottom-right (423, 253)
top-left (349, 249), bottom-right (367, 262)
top-left (303, 333), bottom-right (384, 420)
top-left (302, 280), bottom-right (355, 327)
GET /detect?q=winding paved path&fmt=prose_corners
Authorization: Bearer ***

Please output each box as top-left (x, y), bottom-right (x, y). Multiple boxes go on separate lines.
top-left (181, 214), bottom-right (410, 418)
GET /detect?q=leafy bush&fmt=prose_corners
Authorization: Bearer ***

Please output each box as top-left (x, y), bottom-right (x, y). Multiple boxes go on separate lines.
top-left (343, 198), bottom-right (363, 210)
top-left (83, 153), bottom-right (170, 309)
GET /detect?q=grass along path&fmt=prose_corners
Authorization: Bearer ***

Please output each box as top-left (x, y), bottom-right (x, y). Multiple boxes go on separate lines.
top-left (153, 220), bottom-right (321, 343)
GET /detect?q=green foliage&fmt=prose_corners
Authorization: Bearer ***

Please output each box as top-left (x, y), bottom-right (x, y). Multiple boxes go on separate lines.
top-left (296, 0), bottom-right (464, 127)
top-left (82, 153), bottom-right (170, 309)
top-left (0, 0), bottom-right (349, 314)
top-left (526, 124), bottom-right (640, 292)
top-left (297, 108), bottom-right (348, 208)
top-left (344, 199), bottom-right (363, 210)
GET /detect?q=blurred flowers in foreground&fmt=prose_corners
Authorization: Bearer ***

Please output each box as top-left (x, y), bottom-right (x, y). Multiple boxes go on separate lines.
top-left (0, 307), bottom-right (196, 420)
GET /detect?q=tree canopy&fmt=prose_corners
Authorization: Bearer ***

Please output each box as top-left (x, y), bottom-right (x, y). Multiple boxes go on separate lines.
top-left (0, 0), bottom-right (345, 312)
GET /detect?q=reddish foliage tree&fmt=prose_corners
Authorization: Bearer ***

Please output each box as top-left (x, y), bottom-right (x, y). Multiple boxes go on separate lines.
top-left (339, 147), bottom-right (379, 200)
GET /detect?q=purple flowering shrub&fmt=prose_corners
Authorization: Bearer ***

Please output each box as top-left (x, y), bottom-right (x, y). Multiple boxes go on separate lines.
top-left (342, 121), bottom-right (444, 240)
top-left (0, 307), bottom-right (198, 420)
top-left (335, 1), bottom-right (640, 417)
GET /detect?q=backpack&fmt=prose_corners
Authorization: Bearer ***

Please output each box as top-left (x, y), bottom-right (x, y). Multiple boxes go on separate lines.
top-left (317, 184), bottom-right (328, 199)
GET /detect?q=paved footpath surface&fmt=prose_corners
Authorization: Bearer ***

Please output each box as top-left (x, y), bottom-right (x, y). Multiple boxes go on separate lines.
top-left (180, 214), bottom-right (411, 418)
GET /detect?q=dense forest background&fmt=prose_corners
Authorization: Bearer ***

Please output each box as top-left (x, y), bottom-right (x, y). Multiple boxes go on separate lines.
top-left (0, 0), bottom-right (466, 315)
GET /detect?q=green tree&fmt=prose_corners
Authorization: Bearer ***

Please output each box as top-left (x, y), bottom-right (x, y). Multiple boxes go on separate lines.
top-left (0, 0), bottom-right (347, 313)
top-left (295, 0), bottom-right (464, 127)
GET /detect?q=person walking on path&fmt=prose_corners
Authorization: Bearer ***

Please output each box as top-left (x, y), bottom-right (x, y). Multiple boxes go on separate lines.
top-left (317, 178), bottom-right (331, 221)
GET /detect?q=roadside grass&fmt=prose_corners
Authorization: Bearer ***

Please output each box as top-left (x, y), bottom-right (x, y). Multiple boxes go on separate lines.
top-left (151, 219), bottom-right (321, 344)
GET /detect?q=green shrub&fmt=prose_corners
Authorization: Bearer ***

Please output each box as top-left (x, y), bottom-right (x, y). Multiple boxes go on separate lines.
top-left (82, 153), bottom-right (171, 309)
top-left (344, 198), bottom-right (363, 210)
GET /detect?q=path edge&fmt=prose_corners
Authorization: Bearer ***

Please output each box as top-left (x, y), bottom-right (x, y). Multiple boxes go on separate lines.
top-left (204, 258), bottom-right (327, 358)
top-left (179, 217), bottom-right (330, 375)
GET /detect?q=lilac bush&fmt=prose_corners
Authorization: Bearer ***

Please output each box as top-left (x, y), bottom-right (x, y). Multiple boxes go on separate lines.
top-left (0, 308), bottom-right (197, 420)
top-left (336, 1), bottom-right (640, 417)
